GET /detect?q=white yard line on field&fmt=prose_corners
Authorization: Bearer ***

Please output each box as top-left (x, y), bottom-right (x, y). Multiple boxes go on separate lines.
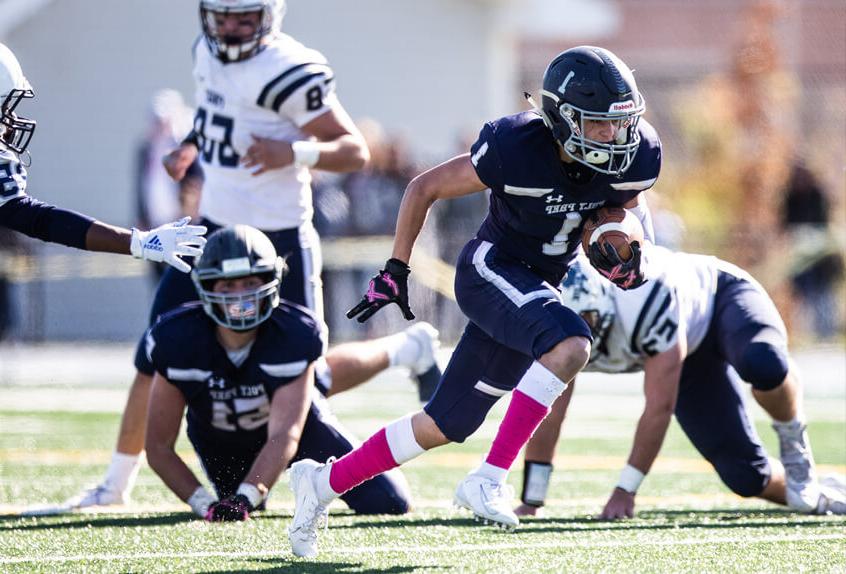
top-left (1, 533), bottom-right (843, 564)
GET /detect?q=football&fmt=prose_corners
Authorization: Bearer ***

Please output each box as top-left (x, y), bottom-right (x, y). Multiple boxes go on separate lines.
top-left (581, 207), bottom-right (644, 261)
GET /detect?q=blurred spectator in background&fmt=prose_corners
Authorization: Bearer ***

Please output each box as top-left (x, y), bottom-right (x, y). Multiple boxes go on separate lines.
top-left (315, 119), bottom-right (418, 340)
top-left (780, 162), bottom-right (843, 339)
top-left (433, 133), bottom-right (488, 340)
top-left (135, 89), bottom-right (203, 281)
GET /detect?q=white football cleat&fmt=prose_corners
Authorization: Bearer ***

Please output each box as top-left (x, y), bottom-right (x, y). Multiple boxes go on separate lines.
top-left (288, 459), bottom-right (332, 558)
top-left (773, 420), bottom-right (819, 513)
top-left (819, 474), bottom-right (846, 496)
top-left (454, 472), bottom-right (519, 530)
top-left (64, 484), bottom-right (128, 509)
top-left (814, 483), bottom-right (846, 515)
top-left (404, 322), bottom-right (442, 402)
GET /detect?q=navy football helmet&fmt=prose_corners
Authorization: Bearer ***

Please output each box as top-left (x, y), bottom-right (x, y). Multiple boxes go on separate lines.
top-left (0, 43), bottom-right (36, 154)
top-left (200, 0), bottom-right (286, 63)
top-left (192, 225), bottom-right (286, 331)
top-left (539, 46), bottom-right (644, 176)
top-left (561, 257), bottom-right (616, 361)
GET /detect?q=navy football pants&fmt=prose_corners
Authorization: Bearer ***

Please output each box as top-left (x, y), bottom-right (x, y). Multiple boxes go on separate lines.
top-left (424, 239), bottom-right (592, 443)
top-left (675, 270), bottom-right (790, 497)
top-left (134, 218), bottom-right (323, 374)
top-left (189, 399), bottom-right (411, 515)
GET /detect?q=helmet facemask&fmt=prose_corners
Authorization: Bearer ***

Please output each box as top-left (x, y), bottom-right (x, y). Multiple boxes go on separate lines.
top-left (542, 89), bottom-right (644, 177)
top-left (0, 87), bottom-right (35, 154)
top-left (197, 271), bottom-right (281, 331)
top-left (200, 1), bottom-right (281, 63)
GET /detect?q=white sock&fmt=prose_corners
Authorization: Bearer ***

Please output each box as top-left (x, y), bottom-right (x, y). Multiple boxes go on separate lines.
top-left (773, 416), bottom-right (806, 436)
top-left (103, 452), bottom-right (141, 493)
top-left (475, 461), bottom-right (508, 484)
top-left (383, 332), bottom-right (420, 370)
top-left (385, 414), bottom-right (425, 464)
top-left (316, 462), bottom-right (340, 504)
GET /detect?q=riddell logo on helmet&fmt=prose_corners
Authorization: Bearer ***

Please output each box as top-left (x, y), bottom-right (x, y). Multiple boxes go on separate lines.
top-left (609, 101), bottom-right (635, 112)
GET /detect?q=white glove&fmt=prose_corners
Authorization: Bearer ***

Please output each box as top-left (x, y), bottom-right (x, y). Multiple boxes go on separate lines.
top-left (130, 216), bottom-right (207, 273)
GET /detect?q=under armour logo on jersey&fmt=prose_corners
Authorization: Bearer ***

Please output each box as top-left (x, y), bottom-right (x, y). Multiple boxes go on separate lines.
top-left (208, 377), bottom-right (226, 390)
top-left (545, 194), bottom-right (564, 204)
top-left (471, 141), bottom-right (489, 167)
top-left (144, 235), bottom-right (164, 252)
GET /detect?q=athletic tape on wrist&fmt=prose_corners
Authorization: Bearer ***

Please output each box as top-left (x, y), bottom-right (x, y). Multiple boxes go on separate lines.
top-left (617, 464), bottom-right (645, 494)
top-left (292, 140), bottom-right (320, 168)
top-left (187, 486), bottom-right (215, 517)
top-left (236, 482), bottom-right (264, 508)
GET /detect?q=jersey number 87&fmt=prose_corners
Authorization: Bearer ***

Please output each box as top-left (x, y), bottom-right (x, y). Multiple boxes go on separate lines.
top-left (194, 107), bottom-right (240, 168)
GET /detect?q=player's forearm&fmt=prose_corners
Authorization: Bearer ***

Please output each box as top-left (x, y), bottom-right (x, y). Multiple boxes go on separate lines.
top-left (146, 446), bottom-right (203, 501)
top-left (626, 407), bottom-right (674, 474)
top-left (311, 134), bottom-right (368, 173)
top-left (84, 221), bottom-right (133, 255)
top-left (244, 431), bottom-right (301, 490)
top-left (391, 176), bottom-right (436, 263)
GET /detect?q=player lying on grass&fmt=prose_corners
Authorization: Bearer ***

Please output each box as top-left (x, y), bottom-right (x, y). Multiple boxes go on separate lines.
top-left (0, 43), bottom-right (205, 272)
top-left (285, 45), bottom-right (661, 557)
top-left (514, 251), bottom-right (846, 520)
top-left (144, 225), bottom-right (413, 520)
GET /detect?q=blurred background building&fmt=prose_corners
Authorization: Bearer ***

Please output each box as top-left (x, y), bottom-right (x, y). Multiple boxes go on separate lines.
top-left (0, 0), bottom-right (843, 345)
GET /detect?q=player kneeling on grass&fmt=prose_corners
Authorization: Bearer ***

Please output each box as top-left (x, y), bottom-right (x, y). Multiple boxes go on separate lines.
top-left (145, 225), bottom-right (412, 520)
top-left (514, 251), bottom-right (846, 519)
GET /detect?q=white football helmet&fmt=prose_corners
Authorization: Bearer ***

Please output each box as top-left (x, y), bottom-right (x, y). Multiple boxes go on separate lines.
top-left (199, 0), bottom-right (286, 63)
top-left (561, 256), bottom-right (616, 360)
top-left (0, 43), bottom-right (35, 154)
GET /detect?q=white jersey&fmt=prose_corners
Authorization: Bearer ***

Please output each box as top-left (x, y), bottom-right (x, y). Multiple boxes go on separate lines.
top-left (0, 148), bottom-right (27, 207)
top-left (586, 246), bottom-right (722, 374)
top-left (191, 33), bottom-right (337, 230)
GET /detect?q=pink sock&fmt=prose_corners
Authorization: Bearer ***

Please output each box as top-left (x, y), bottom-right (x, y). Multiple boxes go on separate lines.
top-left (329, 428), bottom-right (399, 494)
top-left (485, 390), bottom-right (549, 470)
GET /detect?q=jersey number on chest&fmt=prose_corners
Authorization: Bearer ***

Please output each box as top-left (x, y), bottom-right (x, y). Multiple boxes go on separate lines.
top-left (194, 107), bottom-right (240, 168)
top-left (211, 396), bottom-right (270, 431)
top-left (542, 212), bottom-right (583, 256)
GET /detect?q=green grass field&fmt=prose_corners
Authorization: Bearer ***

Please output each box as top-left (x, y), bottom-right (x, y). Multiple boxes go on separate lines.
top-left (1, 359), bottom-right (844, 573)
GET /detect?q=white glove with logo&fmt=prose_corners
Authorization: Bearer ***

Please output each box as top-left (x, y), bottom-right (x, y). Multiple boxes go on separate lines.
top-left (130, 217), bottom-right (207, 273)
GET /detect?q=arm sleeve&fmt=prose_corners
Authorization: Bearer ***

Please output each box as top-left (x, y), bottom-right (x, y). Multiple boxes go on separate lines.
top-left (0, 195), bottom-right (94, 250)
top-left (628, 200), bottom-right (656, 244)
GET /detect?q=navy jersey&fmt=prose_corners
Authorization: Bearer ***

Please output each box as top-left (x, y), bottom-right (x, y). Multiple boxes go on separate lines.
top-left (147, 301), bottom-right (323, 452)
top-left (470, 111), bottom-right (661, 283)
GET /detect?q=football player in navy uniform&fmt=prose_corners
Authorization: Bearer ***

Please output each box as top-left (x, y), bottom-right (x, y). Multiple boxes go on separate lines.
top-left (145, 225), bottom-right (411, 521)
top-left (71, 0), bottom-right (440, 510)
top-left (514, 254), bottom-right (846, 518)
top-left (286, 45), bottom-right (663, 557)
top-left (0, 43), bottom-right (206, 271)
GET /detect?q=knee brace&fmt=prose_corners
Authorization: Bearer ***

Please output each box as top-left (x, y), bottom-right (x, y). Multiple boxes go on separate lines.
top-left (734, 336), bottom-right (789, 391)
top-left (711, 452), bottom-right (771, 498)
